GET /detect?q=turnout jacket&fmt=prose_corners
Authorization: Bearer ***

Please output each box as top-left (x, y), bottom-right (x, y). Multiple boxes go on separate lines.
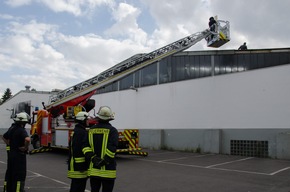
top-left (82, 121), bottom-right (119, 179)
top-left (3, 123), bottom-right (29, 192)
top-left (68, 124), bottom-right (88, 179)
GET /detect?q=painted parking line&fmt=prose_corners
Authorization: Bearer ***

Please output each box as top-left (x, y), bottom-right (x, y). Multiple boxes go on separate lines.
top-left (269, 167), bottom-right (290, 176)
top-left (157, 160), bottom-right (273, 176)
top-left (208, 166), bottom-right (270, 176)
top-left (28, 170), bottom-right (70, 186)
top-left (205, 157), bottom-right (254, 168)
top-left (147, 151), bottom-right (178, 156)
top-left (158, 157), bottom-right (188, 162)
top-left (28, 170), bottom-right (91, 192)
top-left (157, 154), bottom-right (215, 162)
top-left (130, 155), bottom-right (290, 176)
top-left (0, 161), bottom-right (91, 192)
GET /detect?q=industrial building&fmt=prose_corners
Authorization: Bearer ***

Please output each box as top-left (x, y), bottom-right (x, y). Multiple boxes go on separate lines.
top-left (1, 47), bottom-right (290, 159)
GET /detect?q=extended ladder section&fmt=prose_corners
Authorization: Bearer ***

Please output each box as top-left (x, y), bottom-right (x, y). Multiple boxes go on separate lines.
top-left (46, 20), bottom-right (230, 110)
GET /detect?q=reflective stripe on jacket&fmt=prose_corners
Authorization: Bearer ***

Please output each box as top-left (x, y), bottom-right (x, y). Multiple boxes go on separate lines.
top-left (83, 122), bottom-right (118, 179)
top-left (67, 124), bottom-right (88, 179)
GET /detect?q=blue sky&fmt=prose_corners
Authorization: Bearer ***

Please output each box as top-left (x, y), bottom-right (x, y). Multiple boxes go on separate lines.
top-left (1, 0), bottom-right (290, 97)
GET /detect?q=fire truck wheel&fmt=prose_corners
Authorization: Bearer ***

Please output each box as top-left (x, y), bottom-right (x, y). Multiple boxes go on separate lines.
top-left (31, 134), bottom-right (40, 149)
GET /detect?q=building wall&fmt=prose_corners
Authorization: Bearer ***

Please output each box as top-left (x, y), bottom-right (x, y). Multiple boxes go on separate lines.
top-left (1, 53), bottom-right (290, 159)
top-left (0, 91), bottom-right (50, 131)
top-left (139, 129), bottom-right (290, 159)
top-left (93, 64), bottom-right (290, 129)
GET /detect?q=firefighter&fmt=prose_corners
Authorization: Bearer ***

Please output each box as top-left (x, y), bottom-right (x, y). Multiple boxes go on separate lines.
top-left (82, 106), bottom-right (119, 192)
top-left (68, 111), bottom-right (89, 192)
top-left (2, 112), bottom-right (31, 192)
top-left (1, 123), bottom-right (15, 192)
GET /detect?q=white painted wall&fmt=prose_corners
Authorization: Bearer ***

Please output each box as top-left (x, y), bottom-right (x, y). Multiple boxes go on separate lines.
top-left (93, 64), bottom-right (290, 129)
top-left (0, 91), bottom-right (50, 129)
top-left (1, 64), bottom-right (290, 130)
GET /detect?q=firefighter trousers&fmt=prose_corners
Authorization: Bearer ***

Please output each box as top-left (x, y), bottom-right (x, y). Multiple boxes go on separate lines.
top-left (69, 178), bottom-right (87, 192)
top-left (90, 177), bottom-right (115, 192)
top-left (6, 152), bottom-right (27, 192)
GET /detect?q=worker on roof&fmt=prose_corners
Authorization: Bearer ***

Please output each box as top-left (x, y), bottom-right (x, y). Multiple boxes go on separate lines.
top-left (82, 106), bottom-right (119, 192)
top-left (68, 111), bottom-right (89, 192)
top-left (238, 42), bottom-right (248, 50)
top-left (2, 112), bottom-right (31, 192)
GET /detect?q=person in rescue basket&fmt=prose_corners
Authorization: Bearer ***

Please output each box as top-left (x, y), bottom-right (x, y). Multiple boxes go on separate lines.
top-left (208, 16), bottom-right (217, 41)
top-left (1, 122), bottom-right (15, 192)
top-left (82, 106), bottom-right (119, 192)
top-left (2, 112), bottom-right (31, 192)
top-left (68, 111), bottom-right (90, 192)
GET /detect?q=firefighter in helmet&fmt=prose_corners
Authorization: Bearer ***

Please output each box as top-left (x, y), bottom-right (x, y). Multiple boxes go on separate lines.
top-left (82, 106), bottom-right (119, 192)
top-left (68, 111), bottom-right (90, 192)
top-left (1, 122), bottom-right (15, 192)
top-left (2, 112), bottom-right (31, 192)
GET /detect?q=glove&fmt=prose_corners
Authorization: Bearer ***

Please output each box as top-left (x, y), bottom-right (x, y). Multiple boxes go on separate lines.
top-left (92, 156), bottom-right (107, 169)
top-left (92, 156), bottom-right (102, 168)
top-left (95, 159), bottom-right (107, 169)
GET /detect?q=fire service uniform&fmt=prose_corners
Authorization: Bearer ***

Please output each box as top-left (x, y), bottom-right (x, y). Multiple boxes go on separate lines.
top-left (83, 106), bottom-right (119, 192)
top-left (68, 112), bottom-right (89, 192)
top-left (3, 112), bottom-right (30, 192)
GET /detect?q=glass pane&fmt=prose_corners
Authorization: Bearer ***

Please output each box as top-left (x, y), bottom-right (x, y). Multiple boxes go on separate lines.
top-left (120, 74), bottom-right (133, 90)
top-left (140, 63), bottom-right (157, 87)
top-left (134, 71), bottom-right (140, 88)
top-left (159, 57), bottom-right (172, 84)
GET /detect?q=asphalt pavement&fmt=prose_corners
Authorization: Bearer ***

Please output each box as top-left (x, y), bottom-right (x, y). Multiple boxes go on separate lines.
top-left (1, 139), bottom-right (290, 192)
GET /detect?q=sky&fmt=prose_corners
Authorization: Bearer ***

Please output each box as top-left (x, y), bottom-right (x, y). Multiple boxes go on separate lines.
top-left (0, 0), bottom-right (290, 97)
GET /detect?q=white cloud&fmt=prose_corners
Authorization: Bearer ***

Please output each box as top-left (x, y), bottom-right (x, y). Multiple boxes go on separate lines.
top-left (0, 14), bottom-right (18, 20)
top-left (0, 18), bottom-right (149, 94)
top-left (41, 0), bottom-right (83, 16)
top-left (5, 0), bottom-right (32, 7)
top-left (139, 0), bottom-right (212, 50)
top-left (2, 0), bottom-right (290, 96)
top-left (105, 3), bottom-right (148, 45)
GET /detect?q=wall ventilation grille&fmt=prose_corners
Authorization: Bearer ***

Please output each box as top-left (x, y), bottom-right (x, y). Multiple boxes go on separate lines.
top-left (230, 140), bottom-right (268, 158)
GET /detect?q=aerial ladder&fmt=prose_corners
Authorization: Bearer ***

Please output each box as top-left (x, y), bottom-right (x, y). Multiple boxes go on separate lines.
top-left (30, 19), bottom-right (230, 155)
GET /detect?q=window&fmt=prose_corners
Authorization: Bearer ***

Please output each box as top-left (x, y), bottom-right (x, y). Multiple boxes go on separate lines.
top-left (140, 63), bottom-right (157, 87)
top-left (96, 81), bottom-right (118, 94)
top-left (159, 57), bottom-right (172, 84)
top-left (134, 71), bottom-right (140, 88)
top-left (120, 74), bottom-right (133, 90)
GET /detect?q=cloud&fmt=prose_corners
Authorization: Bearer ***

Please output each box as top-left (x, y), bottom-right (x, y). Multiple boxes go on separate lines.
top-left (205, 0), bottom-right (290, 49)
top-left (0, 14), bottom-right (19, 20)
top-left (5, 0), bottom-right (32, 7)
top-left (139, 0), bottom-right (212, 50)
top-left (5, 0), bottom-right (116, 16)
top-left (0, 17), bottom-right (149, 94)
top-left (105, 3), bottom-right (148, 45)
top-left (2, 0), bottom-right (290, 97)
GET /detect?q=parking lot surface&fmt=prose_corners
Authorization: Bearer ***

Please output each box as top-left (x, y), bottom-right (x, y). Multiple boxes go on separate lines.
top-left (1, 141), bottom-right (290, 192)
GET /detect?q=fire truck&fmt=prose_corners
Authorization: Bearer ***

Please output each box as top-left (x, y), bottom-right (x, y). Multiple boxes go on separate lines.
top-left (29, 17), bottom-right (230, 156)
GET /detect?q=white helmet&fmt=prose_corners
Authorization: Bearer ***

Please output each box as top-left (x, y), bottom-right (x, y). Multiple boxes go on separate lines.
top-left (97, 106), bottom-right (115, 121)
top-left (75, 111), bottom-right (89, 121)
top-left (14, 112), bottom-right (31, 123)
